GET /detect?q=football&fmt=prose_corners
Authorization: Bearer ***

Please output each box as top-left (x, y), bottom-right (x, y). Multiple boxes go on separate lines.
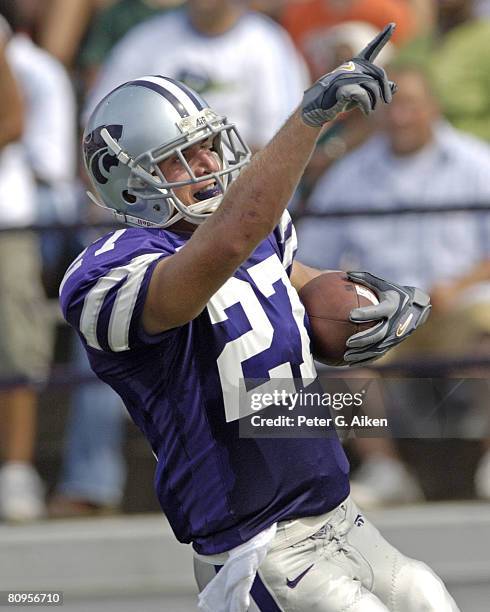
top-left (299, 271), bottom-right (379, 366)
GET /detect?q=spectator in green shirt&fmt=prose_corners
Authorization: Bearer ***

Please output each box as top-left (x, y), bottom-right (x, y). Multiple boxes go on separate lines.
top-left (397, 0), bottom-right (490, 141)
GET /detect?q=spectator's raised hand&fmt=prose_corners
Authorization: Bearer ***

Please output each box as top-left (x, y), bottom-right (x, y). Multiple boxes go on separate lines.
top-left (301, 22), bottom-right (397, 126)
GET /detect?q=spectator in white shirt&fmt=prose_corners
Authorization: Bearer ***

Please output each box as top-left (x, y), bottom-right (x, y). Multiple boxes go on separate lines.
top-left (2, 0), bottom-right (78, 292)
top-left (85, 0), bottom-right (309, 151)
top-left (298, 66), bottom-right (490, 287)
top-left (297, 64), bottom-right (490, 506)
top-left (0, 7), bottom-right (48, 523)
top-left (7, 32), bottom-right (77, 226)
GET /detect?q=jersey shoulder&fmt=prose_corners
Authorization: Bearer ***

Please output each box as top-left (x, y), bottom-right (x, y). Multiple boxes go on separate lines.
top-left (59, 228), bottom-right (181, 352)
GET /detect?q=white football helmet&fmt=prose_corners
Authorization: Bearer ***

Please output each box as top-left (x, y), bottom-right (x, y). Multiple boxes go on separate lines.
top-left (83, 75), bottom-right (251, 228)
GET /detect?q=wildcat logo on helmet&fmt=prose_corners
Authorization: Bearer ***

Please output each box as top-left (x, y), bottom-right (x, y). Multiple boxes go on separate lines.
top-left (84, 124), bottom-right (123, 184)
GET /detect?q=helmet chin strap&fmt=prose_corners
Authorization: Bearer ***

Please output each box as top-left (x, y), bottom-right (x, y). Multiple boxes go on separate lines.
top-left (86, 184), bottom-right (224, 229)
top-left (161, 193), bottom-right (223, 228)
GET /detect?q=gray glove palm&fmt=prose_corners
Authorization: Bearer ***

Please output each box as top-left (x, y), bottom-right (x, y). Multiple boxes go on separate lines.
top-left (344, 271), bottom-right (432, 366)
top-left (301, 23), bottom-right (397, 127)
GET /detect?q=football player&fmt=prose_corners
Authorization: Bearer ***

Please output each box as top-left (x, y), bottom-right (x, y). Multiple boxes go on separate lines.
top-left (60, 24), bottom-right (457, 612)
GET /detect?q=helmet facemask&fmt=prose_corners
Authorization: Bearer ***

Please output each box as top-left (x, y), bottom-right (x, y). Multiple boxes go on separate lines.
top-left (90, 109), bottom-right (251, 228)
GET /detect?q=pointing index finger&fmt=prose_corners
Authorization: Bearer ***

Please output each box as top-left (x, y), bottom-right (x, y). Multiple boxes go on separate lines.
top-left (356, 22), bottom-right (396, 62)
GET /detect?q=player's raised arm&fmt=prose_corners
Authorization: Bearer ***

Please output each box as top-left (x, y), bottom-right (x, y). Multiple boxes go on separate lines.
top-left (141, 107), bottom-right (324, 333)
top-left (81, 26), bottom-right (395, 334)
top-left (143, 25), bottom-right (397, 333)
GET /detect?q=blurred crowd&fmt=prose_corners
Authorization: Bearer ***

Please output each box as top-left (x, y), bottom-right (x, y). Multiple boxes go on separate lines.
top-left (0, 0), bottom-right (489, 524)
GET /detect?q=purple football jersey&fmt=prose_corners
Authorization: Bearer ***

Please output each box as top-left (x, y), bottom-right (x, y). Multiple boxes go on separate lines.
top-left (60, 212), bottom-right (349, 554)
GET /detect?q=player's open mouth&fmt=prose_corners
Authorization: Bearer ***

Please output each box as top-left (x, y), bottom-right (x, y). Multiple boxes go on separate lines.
top-left (193, 182), bottom-right (222, 202)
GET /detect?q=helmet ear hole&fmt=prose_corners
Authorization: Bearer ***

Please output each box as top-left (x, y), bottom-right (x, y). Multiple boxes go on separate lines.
top-left (122, 190), bottom-right (137, 204)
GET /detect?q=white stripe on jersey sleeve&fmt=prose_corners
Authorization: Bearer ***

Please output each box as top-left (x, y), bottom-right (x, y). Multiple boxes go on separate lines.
top-left (277, 210), bottom-right (297, 270)
top-left (108, 253), bottom-right (162, 351)
top-left (94, 229), bottom-right (127, 256)
top-left (80, 271), bottom-right (126, 350)
top-left (283, 224), bottom-right (297, 271)
top-left (80, 253), bottom-right (162, 351)
top-left (59, 248), bottom-right (87, 296)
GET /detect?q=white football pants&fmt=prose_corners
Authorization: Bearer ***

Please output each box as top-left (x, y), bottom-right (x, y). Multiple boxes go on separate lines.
top-left (194, 496), bottom-right (460, 612)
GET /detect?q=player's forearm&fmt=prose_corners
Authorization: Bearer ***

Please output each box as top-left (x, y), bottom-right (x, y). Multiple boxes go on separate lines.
top-left (145, 110), bottom-right (324, 333)
top-left (200, 109), bottom-right (322, 257)
top-left (191, 22), bottom-right (395, 265)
